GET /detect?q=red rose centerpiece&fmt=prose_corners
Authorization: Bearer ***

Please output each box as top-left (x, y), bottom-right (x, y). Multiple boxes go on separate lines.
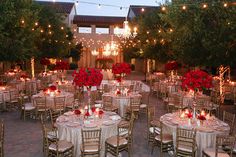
top-left (181, 70), bottom-right (213, 92)
top-left (73, 68), bottom-right (103, 113)
top-left (55, 61), bottom-right (69, 71)
top-left (182, 70), bottom-right (212, 118)
top-left (112, 62), bottom-right (131, 83)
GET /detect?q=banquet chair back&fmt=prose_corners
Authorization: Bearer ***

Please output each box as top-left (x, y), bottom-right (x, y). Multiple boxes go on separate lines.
top-left (34, 97), bottom-right (47, 118)
top-left (54, 96), bottom-right (66, 112)
top-left (202, 135), bottom-right (236, 157)
top-left (105, 113), bottom-right (135, 157)
top-left (129, 96), bottom-right (141, 118)
top-left (49, 109), bottom-right (61, 128)
top-left (152, 121), bottom-right (173, 156)
top-left (102, 95), bottom-right (118, 113)
top-left (0, 120), bottom-right (4, 157)
top-left (65, 94), bottom-right (75, 111)
top-left (0, 93), bottom-right (3, 108)
top-left (102, 84), bottom-right (110, 93)
top-left (176, 127), bottom-right (197, 157)
top-left (195, 96), bottom-right (211, 110)
top-left (81, 128), bottom-right (101, 157)
top-left (223, 111), bottom-right (235, 135)
top-left (172, 94), bottom-right (183, 110)
top-left (140, 92), bottom-right (150, 114)
top-left (25, 82), bottom-right (37, 97)
top-left (147, 106), bottom-right (156, 144)
top-left (9, 90), bottom-right (19, 104)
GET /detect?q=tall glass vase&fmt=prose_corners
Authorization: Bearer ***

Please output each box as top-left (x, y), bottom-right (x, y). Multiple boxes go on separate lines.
top-left (87, 86), bottom-right (92, 110)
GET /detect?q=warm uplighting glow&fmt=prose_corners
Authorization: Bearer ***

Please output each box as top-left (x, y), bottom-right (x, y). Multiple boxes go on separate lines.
top-left (91, 49), bottom-right (99, 56)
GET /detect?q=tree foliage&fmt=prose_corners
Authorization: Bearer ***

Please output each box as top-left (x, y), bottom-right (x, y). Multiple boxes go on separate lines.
top-left (0, 0), bottom-right (77, 62)
top-left (160, 0), bottom-right (236, 67)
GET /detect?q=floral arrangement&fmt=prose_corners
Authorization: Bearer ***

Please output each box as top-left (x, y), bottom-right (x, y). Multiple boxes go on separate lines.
top-left (55, 61), bottom-right (69, 71)
top-left (74, 109), bottom-right (81, 115)
top-left (72, 68), bottom-right (103, 88)
top-left (43, 85), bottom-right (58, 93)
top-left (112, 62), bottom-right (131, 76)
top-left (99, 110), bottom-right (104, 115)
top-left (165, 61), bottom-right (179, 71)
top-left (181, 70), bottom-right (213, 91)
top-left (197, 115), bottom-right (206, 121)
top-left (40, 58), bottom-right (51, 66)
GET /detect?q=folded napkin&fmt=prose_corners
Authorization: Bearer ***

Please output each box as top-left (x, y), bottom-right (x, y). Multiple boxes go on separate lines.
top-left (110, 115), bottom-right (121, 121)
top-left (64, 111), bottom-right (74, 116)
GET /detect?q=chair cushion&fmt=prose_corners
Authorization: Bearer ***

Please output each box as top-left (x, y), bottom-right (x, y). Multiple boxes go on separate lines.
top-left (22, 103), bottom-right (35, 110)
top-left (203, 148), bottom-right (230, 157)
top-left (140, 104), bottom-right (147, 108)
top-left (106, 136), bottom-right (128, 147)
top-left (149, 127), bottom-right (160, 134)
top-left (95, 100), bottom-right (102, 104)
top-left (81, 142), bottom-right (100, 153)
top-left (47, 131), bottom-right (57, 140)
top-left (177, 144), bottom-right (196, 153)
top-left (49, 140), bottom-right (73, 152)
top-left (155, 134), bottom-right (173, 143)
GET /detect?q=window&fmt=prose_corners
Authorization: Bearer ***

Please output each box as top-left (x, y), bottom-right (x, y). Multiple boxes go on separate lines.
top-left (96, 27), bottom-right (109, 34)
top-left (78, 27), bottom-right (92, 33)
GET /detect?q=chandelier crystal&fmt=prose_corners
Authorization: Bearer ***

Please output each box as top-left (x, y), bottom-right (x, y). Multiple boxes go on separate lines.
top-left (114, 20), bottom-right (137, 39)
top-left (102, 41), bottom-right (119, 56)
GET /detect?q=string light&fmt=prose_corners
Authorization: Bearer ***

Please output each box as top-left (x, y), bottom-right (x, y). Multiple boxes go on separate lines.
top-left (202, 4), bottom-right (208, 9)
top-left (48, 24), bottom-right (51, 28)
top-left (21, 20), bottom-right (25, 24)
top-left (161, 6), bottom-right (166, 11)
top-left (61, 26), bottom-right (64, 30)
top-left (35, 22), bottom-right (38, 26)
top-left (223, 3), bottom-right (228, 7)
top-left (182, 5), bottom-right (187, 10)
top-left (141, 8), bottom-right (145, 12)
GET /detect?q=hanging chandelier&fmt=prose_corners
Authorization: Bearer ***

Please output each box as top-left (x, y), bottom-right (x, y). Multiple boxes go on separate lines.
top-left (114, 19), bottom-right (137, 39)
top-left (102, 41), bottom-right (119, 56)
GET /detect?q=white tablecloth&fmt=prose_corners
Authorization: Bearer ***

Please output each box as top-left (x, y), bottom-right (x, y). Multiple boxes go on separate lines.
top-left (103, 92), bottom-right (141, 117)
top-left (56, 111), bottom-right (120, 157)
top-left (32, 91), bottom-right (74, 108)
top-left (160, 112), bottom-right (230, 156)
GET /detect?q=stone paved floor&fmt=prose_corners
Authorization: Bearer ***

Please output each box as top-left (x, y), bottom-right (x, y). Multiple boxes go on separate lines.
top-left (0, 72), bottom-right (236, 157)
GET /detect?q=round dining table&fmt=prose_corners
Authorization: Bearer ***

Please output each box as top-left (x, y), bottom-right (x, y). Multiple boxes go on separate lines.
top-left (103, 92), bottom-right (141, 117)
top-left (56, 111), bottom-right (121, 157)
top-left (160, 112), bottom-right (230, 156)
top-left (32, 91), bottom-right (74, 108)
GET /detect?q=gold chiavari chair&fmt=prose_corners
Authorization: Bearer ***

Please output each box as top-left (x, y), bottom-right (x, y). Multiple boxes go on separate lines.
top-left (19, 96), bottom-right (36, 121)
top-left (65, 94), bottom-right (75, 111)
top-left (140, 91), bottom-right (150, 114)
top-left (147, 106), bottom-right (160, 144)
top-left (7, 90), bottom-right (20, 109)
top-left (175, 127), bottom-right (197, 157)
top-left (102, 84), bottom-right (110, 93)
top-left (126, 96), bottom-right (141, 119)
top-left (152, 121), bottom-right (173, 157)
top-left (105, 113), bottom-right (135, 157)
top-left (81, 128), bottom-right (102, 157)
top-left (49, 109), bottom-right (61, 128)
top-left (102, 95), bottom-right (118, 113)
top-left (202, 135), bottom-right (236, 157)
top-left (54, 96), bottom-right (66, 113)
top-left (223, 111), bottom-right (235, 135)
top-left (41, 115), bottom-right (74, 157)
top-left (0, 120), bottom-right (4, 157)
top-left (34, 97), bottom-right (48, 119)
top-left (195, 96), bottom-right (211, 111)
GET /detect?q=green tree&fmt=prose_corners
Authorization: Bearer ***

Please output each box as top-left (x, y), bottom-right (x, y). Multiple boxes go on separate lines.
top-left (69, 42), bottom-right (83, 62)
top-left (35, 4), bottom-right (73, 58)
top-left (161, 0), bottom-right (236, 67)
top-left (0, 0), bottom-right (40, 62)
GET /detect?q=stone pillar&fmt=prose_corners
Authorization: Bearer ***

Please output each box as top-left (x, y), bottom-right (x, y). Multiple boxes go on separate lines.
top-left (109, 25), bottom-right (114, 35)
top-left (91, 25), bottom-right (96, 34)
